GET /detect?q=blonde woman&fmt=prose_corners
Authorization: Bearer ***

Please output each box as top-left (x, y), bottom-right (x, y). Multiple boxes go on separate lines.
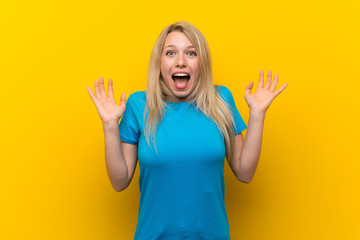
top-left (87, 21), bottom-right (287, 239)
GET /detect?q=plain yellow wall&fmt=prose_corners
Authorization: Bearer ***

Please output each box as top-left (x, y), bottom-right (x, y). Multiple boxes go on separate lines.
top-left (1, 0), bottom-right (359, 239)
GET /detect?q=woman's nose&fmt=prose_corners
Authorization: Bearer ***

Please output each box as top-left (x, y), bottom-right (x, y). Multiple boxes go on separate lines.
top-left (176, 54), bottom-right (186, 67)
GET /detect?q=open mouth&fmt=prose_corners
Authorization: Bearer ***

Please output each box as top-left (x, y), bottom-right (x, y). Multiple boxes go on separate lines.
top-left (172, 73), bottom-right (190, 89)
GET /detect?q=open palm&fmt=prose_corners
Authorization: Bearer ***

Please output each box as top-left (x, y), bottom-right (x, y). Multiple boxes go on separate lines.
top-left (245, 69), bottom-right (288, 114)
top-left (87, 77), bottom-right (126, 124)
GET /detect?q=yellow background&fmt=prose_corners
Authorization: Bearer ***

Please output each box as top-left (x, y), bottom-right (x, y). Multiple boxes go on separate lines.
top-left (1, 0), bottom-right (359, 239)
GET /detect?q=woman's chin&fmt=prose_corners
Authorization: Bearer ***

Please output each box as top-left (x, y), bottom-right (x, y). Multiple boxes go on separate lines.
top-left (169, 90), bottom-right (191, 102)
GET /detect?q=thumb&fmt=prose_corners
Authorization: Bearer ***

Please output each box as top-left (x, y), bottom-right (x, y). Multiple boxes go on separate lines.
top-left (245, 81), bottom-right (254, 96)
top-left (120, 93), bottom-right (126, 106)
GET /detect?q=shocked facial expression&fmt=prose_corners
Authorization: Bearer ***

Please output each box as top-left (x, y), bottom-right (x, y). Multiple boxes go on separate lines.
top-left (160, 31), bottom-right (200, 102)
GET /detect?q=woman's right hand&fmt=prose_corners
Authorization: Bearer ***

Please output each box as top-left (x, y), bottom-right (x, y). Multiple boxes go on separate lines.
top-left (87, 77), bottom-right (126, 124)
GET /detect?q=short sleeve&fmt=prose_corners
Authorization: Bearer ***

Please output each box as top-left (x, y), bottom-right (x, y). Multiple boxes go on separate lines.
top-left (119, 94), bottom-right (140, 144)
top-left (217, 85), bottom-right (247, 135)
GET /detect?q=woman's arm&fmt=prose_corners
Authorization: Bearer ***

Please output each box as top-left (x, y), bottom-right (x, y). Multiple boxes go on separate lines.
top-left (228, 70), bottom-right (288, 183)
top-left (103, 121), bottom-right (138, 192)
top-left (87, 77), bottom-right (138, 192)
top-left (229, 111), bottom-right (265, 183)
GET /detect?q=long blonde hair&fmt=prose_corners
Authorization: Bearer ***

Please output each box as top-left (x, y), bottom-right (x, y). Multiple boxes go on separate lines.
top-left (144, 21), bottom-right (237, 161)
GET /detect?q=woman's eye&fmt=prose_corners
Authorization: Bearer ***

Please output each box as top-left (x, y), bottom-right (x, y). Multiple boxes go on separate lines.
top-left (188, 52), bottom-right (197, 56)
top-left (166, 51), bottom-right (175, 56)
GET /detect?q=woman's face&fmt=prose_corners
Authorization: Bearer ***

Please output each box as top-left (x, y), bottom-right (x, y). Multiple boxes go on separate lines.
top-left (160, 31), bottom-right (199, 102)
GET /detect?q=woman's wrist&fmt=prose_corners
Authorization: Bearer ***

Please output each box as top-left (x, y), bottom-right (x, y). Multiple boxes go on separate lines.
top-left (102, 119), bottom-right (120, 132)
top-left (249, 108), bottom-right (266, 121)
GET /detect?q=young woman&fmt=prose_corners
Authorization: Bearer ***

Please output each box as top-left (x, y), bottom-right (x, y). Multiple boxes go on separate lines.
top-left (87, 21), bottom-right (288, 239)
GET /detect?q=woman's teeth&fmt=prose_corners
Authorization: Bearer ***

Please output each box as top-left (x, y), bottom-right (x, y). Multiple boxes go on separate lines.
top-left (173, 73), bottom-right (189, 77)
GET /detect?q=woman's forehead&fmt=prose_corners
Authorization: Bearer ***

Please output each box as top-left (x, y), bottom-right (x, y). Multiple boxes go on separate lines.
top-left (163, 31), bottom-right (194, 48)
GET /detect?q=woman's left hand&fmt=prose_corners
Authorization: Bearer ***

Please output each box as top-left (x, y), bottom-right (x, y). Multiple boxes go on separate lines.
top-left (245, 69), bottom-right (288, 115)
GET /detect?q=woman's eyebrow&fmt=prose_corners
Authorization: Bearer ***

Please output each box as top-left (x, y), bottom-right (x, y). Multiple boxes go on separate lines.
top-left (164, 44), bottom-right (195, 49)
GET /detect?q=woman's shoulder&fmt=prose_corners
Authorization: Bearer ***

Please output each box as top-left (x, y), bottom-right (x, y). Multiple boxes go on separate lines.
top-left (129, 90), bottom-right (146, 99)
top-left (128, 90), bottom-right (146, 102)
top-left (214, 85), bottom-right (233, 100)
top-left (126, 91), bottom-right (147, 109)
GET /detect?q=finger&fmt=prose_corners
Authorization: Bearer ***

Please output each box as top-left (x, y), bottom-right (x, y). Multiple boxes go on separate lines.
top-left (100, 77), bottom-right (107, 98)
top-left (108, 79), bottom-right (114, 99)
top-left (273, 83), bottom-right (288, 98)
top-left (87, 86), bottom-right (100, 107)
top-left (269, 73), bottom-right (279, 92)
top-left (265, 70), bottom-right (272, 90)
top-left (94, 79), bottom-right (102, 99)
top-left (245, 81), bottom-right (254, 96)
top-left (120, 92), bottom-right (126, 107)
top-left (257, 69), bottom-right (264, 90)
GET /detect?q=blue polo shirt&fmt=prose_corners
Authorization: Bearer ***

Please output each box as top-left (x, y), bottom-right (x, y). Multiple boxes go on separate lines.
top-left (119, 85), bottom-right (247, 240)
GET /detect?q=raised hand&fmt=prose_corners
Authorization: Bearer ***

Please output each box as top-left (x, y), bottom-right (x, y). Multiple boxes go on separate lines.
top-left (87, 77), bottom-right (126, 124)
top-left (245, 69), bottom-right (288, 114)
